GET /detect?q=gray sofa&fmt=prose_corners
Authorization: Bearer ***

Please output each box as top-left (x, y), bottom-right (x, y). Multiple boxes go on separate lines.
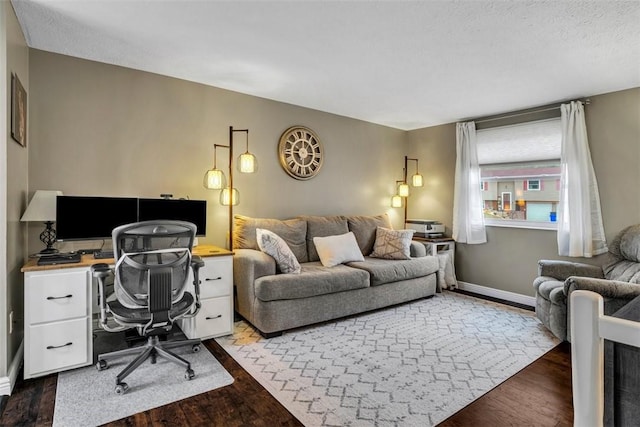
top-left (534, 224), bottom-right (640, 341)
top-left (232, 213), bottom-right (440, 337)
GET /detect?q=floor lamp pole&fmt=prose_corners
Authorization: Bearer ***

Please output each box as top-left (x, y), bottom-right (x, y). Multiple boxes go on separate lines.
top-left (403, 155), bottom-right (408, 226)
top-left (228, 126), bottom-right (234, 250)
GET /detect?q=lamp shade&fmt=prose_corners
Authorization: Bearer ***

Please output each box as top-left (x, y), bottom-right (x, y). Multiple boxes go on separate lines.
top-left (412, 173), bottom-right (424, 187)
top-left (398, 183), bottom-right (410, 197)
top-left (391, 194), bottom-right (403, 208)
top-left (203, 168), bottom-right (227, 190)
top-left (237, 152), bottom-right (258, 173)
top-left (21, 190), bottom-right (63, 222)
top-left (220, 187), bottom-right (239, 206)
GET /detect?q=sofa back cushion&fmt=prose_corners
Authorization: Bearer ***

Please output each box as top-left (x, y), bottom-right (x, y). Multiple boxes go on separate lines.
top-left (604, 224), bottom-right (640, 283)
top-left (299, 215), bottom-right (349, 262)
top-left (233, 215), bottom-right (308, 263)
top-left (347, 214), bottom-right (392, 256)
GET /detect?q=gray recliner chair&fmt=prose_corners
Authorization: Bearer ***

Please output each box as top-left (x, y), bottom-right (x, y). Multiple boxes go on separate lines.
top-left (534, 224), bottom-right (640, 341)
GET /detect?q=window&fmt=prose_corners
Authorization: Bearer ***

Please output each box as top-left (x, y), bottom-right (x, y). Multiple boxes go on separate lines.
top-left (526, 179), bottom-right (540, 191)
top-left (477, 118), bottom-right (561, 229)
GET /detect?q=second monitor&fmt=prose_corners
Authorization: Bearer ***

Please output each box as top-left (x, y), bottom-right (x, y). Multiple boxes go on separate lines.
top-left (137, 198), bottom-right (207, 237)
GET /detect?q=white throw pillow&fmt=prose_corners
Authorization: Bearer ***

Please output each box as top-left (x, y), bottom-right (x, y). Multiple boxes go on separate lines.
top-left (313, 232), bottom-right (365, 267)
top-left (256, 228), bottom-right (301, 274)
top-left (370, 227), bottom-right (414, 260)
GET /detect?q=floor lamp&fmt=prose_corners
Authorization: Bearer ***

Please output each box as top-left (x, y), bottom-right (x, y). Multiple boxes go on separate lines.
top-left (391, 156), bottom-right (423, 225)
top-left (203, 126), bottom-right (257, 249)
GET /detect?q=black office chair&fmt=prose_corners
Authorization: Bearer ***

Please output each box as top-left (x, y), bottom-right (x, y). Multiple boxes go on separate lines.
top-left (91, 220), bottom-right (205, 395)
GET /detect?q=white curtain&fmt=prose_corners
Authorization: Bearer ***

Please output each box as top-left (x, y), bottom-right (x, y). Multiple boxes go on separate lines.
top-left (453, 122), bottom-right (487, 244)
top-left (557, 101), bottom-right (608, 257)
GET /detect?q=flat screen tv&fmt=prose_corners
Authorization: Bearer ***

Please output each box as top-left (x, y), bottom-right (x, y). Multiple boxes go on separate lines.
top-left (137, 198), bottom-right (207, 236)
top-left (56, 196), bottom-right (139, 241)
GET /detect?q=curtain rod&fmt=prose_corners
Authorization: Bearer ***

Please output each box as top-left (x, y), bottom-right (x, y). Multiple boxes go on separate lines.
top-left (473, 98), bottom-right (591, 125)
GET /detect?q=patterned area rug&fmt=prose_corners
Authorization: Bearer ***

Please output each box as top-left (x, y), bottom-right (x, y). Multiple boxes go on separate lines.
top-left (216, 291), bottom-right (559, 426)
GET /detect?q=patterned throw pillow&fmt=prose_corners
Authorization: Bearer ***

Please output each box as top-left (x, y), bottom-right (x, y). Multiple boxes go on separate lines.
top-left (256, 228), bottom-right (301, 274)
top-left (370, 227), bottom-right (415, 260)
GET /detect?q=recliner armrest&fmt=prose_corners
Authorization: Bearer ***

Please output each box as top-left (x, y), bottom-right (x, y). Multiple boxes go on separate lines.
top-left (564, 276), bottom-right (640, 300)
top-left (537, 259), bottom-right (603, 281)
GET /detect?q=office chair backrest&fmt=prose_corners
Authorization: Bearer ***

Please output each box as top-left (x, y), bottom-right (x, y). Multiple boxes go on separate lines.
top-left (111, 220), bottom-right (196, 310)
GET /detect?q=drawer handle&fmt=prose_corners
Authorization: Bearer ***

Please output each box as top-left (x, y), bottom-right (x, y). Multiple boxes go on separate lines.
top-left (47, 342), bottom-right (72, 350)
top-left (46, 294), bottom-right (73, 300)
top-left (205, 277), bottom-right (222, 281)
top-left (205, 314), bottom-right (222, 320)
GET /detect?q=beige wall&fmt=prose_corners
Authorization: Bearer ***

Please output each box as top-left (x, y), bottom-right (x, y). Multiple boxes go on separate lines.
top-left (3, 1), bottom-right (30, 386)
top-left (27, 49), bottom-right (408, 252)
top-left (406, 123), bottom-right (457, 234)
top-left (407, 87), bottom-right (640, 297)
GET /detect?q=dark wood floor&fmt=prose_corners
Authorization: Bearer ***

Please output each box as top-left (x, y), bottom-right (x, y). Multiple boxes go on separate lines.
top-left (0, 337), bottom-right (572, 427)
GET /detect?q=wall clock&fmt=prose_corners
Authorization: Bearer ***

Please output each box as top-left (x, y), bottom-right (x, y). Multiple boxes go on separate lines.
top-left (278, 126), bottom-right (324, 180)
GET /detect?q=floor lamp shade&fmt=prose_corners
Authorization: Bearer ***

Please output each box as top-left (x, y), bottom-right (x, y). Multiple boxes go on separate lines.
top-left (203, 168), bottom-right (226, 190)
top-left (220, 187), bottom-right (239, 206)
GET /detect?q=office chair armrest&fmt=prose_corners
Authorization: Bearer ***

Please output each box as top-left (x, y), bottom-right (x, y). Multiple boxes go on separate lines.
top-left (186, 255), bottom-right (205, 317)
top-left (91, 263), bottom-right (111, 329)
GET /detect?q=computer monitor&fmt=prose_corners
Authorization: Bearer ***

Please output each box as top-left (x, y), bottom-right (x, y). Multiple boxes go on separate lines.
top-left (137, 198), bottom-right (207, 236)
top-left (56, 196), bottom-right (139, 241)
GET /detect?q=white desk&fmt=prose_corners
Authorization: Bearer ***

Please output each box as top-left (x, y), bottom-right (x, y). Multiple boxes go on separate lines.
top-left (21, 245), bottom-right (233, 380)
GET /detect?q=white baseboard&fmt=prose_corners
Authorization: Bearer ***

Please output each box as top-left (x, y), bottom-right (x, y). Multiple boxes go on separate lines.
top-left (456, 281), bottom-right (535, 308)
top-left (0, 340), bottom-right (23, 395)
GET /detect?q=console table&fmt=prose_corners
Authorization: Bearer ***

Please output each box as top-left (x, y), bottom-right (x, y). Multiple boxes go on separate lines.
top-left (21, 245), bottom-right (233, 380)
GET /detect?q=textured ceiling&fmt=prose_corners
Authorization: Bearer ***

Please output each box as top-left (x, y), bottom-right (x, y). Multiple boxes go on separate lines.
top-left (11, 0), bottom-right (640, 130)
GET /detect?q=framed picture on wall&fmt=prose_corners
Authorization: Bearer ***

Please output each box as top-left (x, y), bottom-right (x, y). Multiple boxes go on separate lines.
top-left (11, 73), bottom-right (27, 147)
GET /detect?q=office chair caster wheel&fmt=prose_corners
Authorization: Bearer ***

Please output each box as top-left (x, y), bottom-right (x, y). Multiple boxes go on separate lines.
top-left (185, 369), bottom-right (195, 380)
top-left (96, 360), bottom-right (108, 371)
top-left (192, 344), bottom-right (200, 353)
top-left (115, 382), bottom-right (129, 395)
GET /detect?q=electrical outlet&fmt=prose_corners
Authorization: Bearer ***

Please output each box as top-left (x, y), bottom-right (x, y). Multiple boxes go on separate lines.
top-left (8, 311), bottom-right (13, 334)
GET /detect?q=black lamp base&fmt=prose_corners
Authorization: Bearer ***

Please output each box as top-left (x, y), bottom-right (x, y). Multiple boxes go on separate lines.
top-left (40, 221), bottom-right (59, 254)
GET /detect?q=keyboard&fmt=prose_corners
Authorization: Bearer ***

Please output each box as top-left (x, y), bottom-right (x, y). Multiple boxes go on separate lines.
top-left (37, 252), bottom-right (82, 266)
top-left (93, 250), bottom-right (114, 259)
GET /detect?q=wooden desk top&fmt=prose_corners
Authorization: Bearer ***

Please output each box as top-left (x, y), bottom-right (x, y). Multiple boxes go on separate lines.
top-left (21, 244), bottom-right (233, 273)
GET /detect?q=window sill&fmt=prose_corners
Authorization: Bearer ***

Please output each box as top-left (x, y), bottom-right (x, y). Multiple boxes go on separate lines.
top-left (484, 219), bottom-right (557, 231)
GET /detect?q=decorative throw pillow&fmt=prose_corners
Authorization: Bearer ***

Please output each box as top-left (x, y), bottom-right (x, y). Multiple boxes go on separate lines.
top-left (256, 228), bottom-right (301, 274)
top-left (370, 227), bottom-right (415, 260)
top-left (313, 232), bottom-right (365, 267)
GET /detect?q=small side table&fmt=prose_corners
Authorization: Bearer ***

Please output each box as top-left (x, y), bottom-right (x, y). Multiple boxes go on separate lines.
top-left (413, 237), bottom-right (455, 264)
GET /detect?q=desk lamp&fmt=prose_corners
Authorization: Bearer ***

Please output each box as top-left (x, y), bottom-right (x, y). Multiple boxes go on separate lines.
top-left (21, 190), bottom-right (63, 254)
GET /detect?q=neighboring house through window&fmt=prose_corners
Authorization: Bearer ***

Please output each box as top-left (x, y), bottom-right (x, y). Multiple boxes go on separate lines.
top-left (476, 118), bottom-right (561, 228)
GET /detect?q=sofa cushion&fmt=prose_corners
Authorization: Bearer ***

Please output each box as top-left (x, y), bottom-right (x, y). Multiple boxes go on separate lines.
top-left (299, 215), bottom-right (348, 262)
top-left (347, 214), bottom-right (392, 255)
top-left (254, 262), bottom-right (370, 301)
top-left (233, 215), bottom-right (308, 263)
top-left (256, 228), bottom-right (301, 274)
top-left (347, 256), bottom-right (438, 286)
top-left (370, 227), bottom-right (415, 260)
top-left (313, 232), bottom-right (365, 267)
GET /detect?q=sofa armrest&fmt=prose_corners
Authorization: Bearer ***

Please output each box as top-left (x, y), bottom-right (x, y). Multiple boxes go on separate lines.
top-left (564, 276), bottom-right (640, 301)
top-left (410, 241), bottom-right (427, 258)
top-left (233, 249), bottom-right (277, 321)
top-left (537, 259), bottom-right (603, 281)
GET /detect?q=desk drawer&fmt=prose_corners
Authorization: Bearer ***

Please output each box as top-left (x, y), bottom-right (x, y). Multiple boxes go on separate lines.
top-left (28, 318), bottom-right (90, 375)
top-left (27, 270), bottom-right (89, 324)
top-left (179, 296), bottom-right (232, 339)
top-left (197, 257), bottom-right (232, 299)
